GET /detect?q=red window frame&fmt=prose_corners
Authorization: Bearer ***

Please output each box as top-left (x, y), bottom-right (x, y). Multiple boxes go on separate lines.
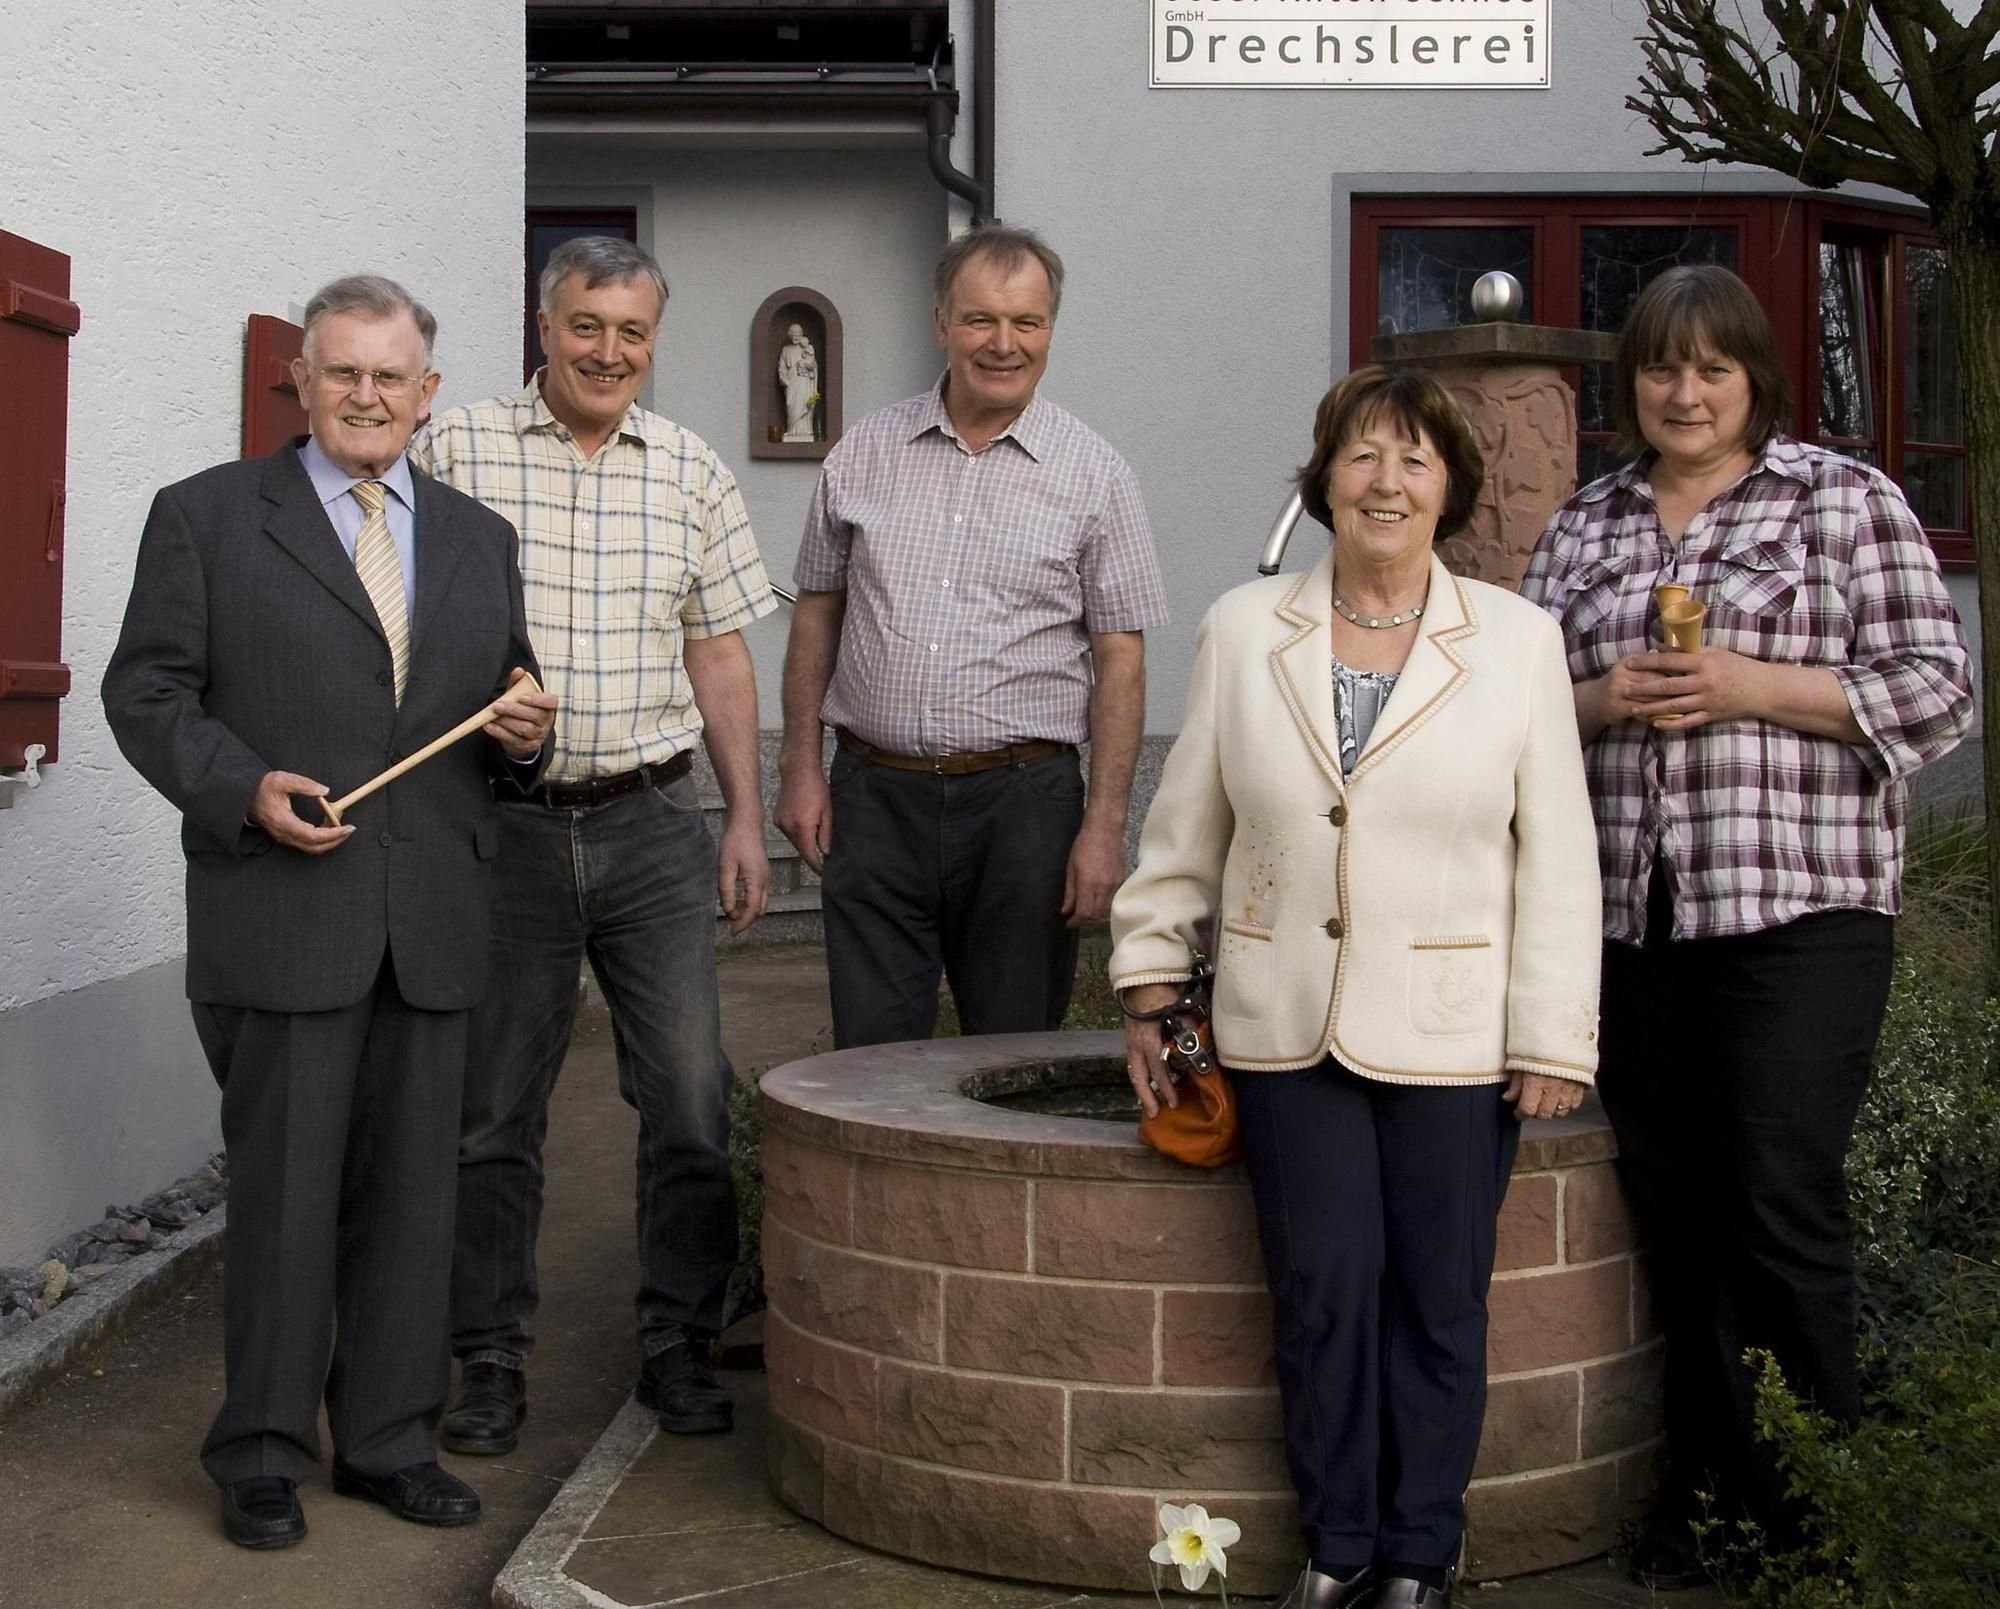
top-left (1351, 194), bottom-right (1966, 567)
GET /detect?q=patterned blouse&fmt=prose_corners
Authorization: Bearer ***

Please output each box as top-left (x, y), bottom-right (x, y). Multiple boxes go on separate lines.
top-left (1519, 435), bottom-right (1971, 944)
top-left (1331, 653), bottom-right (1399, 777)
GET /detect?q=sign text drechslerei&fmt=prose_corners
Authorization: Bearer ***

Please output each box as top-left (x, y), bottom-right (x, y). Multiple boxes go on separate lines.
top-left (1151, 1), bottom-right (1551, 89)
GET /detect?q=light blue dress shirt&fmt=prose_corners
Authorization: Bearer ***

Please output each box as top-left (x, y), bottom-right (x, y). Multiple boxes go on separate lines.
top-left (301, 437), bottom-right (418, 616)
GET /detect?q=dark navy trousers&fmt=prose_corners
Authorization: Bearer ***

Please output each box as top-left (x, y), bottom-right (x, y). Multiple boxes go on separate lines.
top-left (1234, 1060), bottom-right (1518, 1573)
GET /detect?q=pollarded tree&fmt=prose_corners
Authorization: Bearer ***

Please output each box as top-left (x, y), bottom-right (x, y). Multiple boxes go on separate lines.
top-left (1630, 0), bottom-right (2000, 971)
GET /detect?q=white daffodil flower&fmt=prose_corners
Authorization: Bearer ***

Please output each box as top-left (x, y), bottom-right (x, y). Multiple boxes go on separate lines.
top-left (1148, 1501), bottom-right (1242, 1593)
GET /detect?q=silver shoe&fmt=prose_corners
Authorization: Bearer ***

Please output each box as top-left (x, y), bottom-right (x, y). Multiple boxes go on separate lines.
top-left (1369, 1577), bottom-right (1452, 1608)
top-left (1276, 1564), bottom-right (1375, 1609)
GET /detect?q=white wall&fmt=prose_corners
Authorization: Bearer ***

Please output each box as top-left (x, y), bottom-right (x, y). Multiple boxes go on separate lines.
top-left (0, 0), bottom-right (525, 1263)
top-left (527, 142), bottom-right (949, 715)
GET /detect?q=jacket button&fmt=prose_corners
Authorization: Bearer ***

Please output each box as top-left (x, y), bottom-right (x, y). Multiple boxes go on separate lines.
top-left (378, 832), bottom-right (393, 848)
top-left (1324, 917), bottom-right (1344, 939)
top-left (376, 670), bottom-right (391, 687)
top-left (1327, 804), bottom-right (1347, 827)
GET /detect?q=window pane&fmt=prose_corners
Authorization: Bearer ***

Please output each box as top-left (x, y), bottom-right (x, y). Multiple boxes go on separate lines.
top-left (1818, 242), bottom-right (1878, 444)
top-left (1377, 227), bottom-right (1534, 336)
top-left (1905, 246), bottom-right (1961, 445)
top-left (1576, 439), bottom-right (1636, 489)
top-left (1577, 226), bottom-right (1737, 431)
top-left (1900, 451), bottom-right (1966, 529)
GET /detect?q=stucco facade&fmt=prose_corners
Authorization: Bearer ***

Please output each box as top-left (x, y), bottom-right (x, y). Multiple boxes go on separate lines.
top-left (0, 0), bottom-right (526, 1264)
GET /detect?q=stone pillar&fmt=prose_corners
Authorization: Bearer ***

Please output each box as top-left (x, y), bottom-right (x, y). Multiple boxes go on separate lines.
top-left (1373, 324), bottom-right (1619, 593)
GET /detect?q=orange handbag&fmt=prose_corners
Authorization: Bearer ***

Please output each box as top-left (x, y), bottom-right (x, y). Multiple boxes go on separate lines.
top-left (1134, 954), bottom-right (1242, 1168)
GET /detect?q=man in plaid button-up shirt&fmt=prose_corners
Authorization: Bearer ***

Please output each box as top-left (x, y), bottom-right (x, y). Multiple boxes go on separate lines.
top-left (776, 226), bottom-right (1167, 1048)
top-left (413, 238), bottom-right (776, 1452)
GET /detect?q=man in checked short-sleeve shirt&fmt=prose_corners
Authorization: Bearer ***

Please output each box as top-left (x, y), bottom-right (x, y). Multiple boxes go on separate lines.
top-left (412, 237), bottom-right (775, 1450)
top-left (776, 225), bottom-right (1168, 1048)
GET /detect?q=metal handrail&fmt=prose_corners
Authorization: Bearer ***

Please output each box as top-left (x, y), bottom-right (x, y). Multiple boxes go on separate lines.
top-left (1257, 489), bottom-right (1305, 575)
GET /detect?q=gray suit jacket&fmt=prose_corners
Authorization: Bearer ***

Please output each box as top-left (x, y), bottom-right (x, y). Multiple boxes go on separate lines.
top-left (103, 442), bottom-right (544, 1014)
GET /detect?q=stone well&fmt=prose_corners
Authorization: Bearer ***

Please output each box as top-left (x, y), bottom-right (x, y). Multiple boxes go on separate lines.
top-left (759, 1033), bottom-right (1661, 1596)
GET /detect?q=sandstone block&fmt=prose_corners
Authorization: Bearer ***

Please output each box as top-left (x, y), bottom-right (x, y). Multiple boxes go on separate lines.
top-left (765, 1414), bottom-right (825, 1522)
top-left (760, 1131), bottom-right (853, 1246)
top-left (1564, 1163), bottom-right (1639, 1263)
top-left (1581, 1342), bottom-right (1665, 1459)
top-left (1495, 1173), bottom-right (1558, 1271)
top-left (853, 1160), bottom-right (1028, 1271)
top-left (945, 1273), bottom-right (1155, 1384)
top-left (875, 1359), bottom-right (1064, 1479)
top-left (1070, 1387), bottom-right (1287, 1489)
top-left (1034, 1179), bottom-right (1261, 1282)
top-left (1474, 1369), bottom-right (1579, 1478)
top-left (763, 1222), bottom-right (942, 1362)
top-left (1488, 1258), bottom-right (1632, 1373)
top-left (1162, 1289), bottom-right (1276, 1387)
top-left (1466, 1456), bottom-right (1622, 1577)
top-left (764, 1308), bottom-right (878, 1446)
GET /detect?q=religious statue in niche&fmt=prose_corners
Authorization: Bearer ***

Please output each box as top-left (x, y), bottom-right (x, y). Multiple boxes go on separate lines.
top-left (778, 323), bottom-right (820, 442)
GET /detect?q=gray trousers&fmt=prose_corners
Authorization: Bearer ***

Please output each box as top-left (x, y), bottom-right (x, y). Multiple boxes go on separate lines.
top-left (192, 957), bottom-right (466, 1485)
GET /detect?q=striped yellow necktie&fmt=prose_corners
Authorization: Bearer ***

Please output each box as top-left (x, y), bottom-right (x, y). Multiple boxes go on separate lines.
top-left (350, 479), bottom-right (409, 705)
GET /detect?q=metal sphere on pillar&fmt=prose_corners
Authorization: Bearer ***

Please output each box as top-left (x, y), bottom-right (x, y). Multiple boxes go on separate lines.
top-left (1470, 269), bottom-right (1525, 323)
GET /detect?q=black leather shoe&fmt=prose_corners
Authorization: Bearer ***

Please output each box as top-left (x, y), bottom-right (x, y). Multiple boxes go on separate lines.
top-left (1276, 1564), bottom-right (1374, 1608)
top-left (1370, 1578), bottom-right (1453, 1608)
top-left (440, 1361), bottom-right (527, 1456)
top-left (220, 1476), bottom-right (306, 1549)
top-left (331, 1459), bottom-right (481, 1527)
top-left (1628, 1526), bottom-right (1710, 1591)
top-left (636, 1336), bottom-right (732, 1434)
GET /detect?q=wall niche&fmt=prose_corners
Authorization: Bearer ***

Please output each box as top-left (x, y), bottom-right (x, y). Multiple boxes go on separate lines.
top-left (749, 286), bottom-right (843, 460)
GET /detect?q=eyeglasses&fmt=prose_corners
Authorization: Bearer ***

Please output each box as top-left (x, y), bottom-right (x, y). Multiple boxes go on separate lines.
top-left (305, 364), bottom-right (427, 396)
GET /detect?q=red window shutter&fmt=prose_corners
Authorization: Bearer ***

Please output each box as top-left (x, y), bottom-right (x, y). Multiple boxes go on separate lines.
top-left (0, 229), bottom-right (80, 768)
top-left (241, 313), bottom-right (306, 458)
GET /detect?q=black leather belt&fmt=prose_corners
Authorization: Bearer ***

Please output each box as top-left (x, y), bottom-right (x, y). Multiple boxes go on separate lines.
top-left (515, 750), bottom-right (692, 809)
top-left (836, 727), bottom-right (1073, 776)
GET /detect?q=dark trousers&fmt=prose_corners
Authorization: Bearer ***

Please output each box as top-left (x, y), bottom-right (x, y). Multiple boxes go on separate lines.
top-left (820, 746), bottom-right (1085, 1048)
top-left (1234, 1061), bottom-right (1518, 1572)
top-left (191, 958), bottom-right (466, 1485)
top-left (452, 776), bottom-right (736, 1367)
top-left (1599, 889), bottom-right (1893, 1529)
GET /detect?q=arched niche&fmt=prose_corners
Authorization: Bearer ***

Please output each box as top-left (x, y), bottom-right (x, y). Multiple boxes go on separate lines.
top-left (749, 287), bottom-right (843, 460)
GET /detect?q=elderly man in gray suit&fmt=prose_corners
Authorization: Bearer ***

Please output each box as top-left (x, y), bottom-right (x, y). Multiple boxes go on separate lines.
top-left (102, 274), bottom-right (555, 1549)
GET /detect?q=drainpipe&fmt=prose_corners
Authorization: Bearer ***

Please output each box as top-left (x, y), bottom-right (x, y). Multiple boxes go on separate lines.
top-left (922, 0), bottom-right (995, 223)
top-left (974, 0), bottom-right (994, 219)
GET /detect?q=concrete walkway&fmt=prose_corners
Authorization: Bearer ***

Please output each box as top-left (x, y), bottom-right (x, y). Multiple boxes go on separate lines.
top-left (0, 944), bottom-right (1719, 1608)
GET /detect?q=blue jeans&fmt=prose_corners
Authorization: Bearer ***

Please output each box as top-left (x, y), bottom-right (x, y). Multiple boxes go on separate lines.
top-left (451, 771), bottom-right (736, 1366)
top-left (819, 746), bottom-right (1085, 1047)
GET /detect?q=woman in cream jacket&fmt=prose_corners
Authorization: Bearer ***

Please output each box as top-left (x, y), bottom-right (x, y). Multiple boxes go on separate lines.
top-left (1109, 367), bottom-right (1600, 1609)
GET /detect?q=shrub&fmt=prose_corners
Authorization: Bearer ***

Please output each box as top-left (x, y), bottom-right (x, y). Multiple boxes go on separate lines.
top-left (1848, 957), bottom-right (2000, 1366)
top-left (726, 1071), bottom-right (765, 1324)
top-left (1704, 1298), bottom-right (2000, 1607)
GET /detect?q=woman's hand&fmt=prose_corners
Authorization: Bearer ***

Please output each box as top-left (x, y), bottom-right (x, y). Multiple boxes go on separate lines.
top-left (1504, 1071), bottom-right (1585, 1122)
top-left (1573, 661), bottom-right (1656, 742)
top-left (1620, 646), bottom-right (1769, 729)
top-left (1121, 983), bottom-right (1184, 1119)
top-left (1622, 649), bottom-right (1864, 741)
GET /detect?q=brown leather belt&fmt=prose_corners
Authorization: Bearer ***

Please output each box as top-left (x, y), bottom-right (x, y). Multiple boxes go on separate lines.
top-left (836, 727), bottom-right (1073, 776)
top-left (517, 750), bottom-right (692, 809)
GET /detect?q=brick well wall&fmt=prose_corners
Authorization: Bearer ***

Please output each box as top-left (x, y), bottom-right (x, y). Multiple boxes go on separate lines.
top-left (761, 1034), bottom-right (1660, 1595)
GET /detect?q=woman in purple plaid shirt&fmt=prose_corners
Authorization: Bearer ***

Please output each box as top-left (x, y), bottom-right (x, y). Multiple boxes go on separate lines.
top-left (1520, 265), bottom-right (1973, 1591)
